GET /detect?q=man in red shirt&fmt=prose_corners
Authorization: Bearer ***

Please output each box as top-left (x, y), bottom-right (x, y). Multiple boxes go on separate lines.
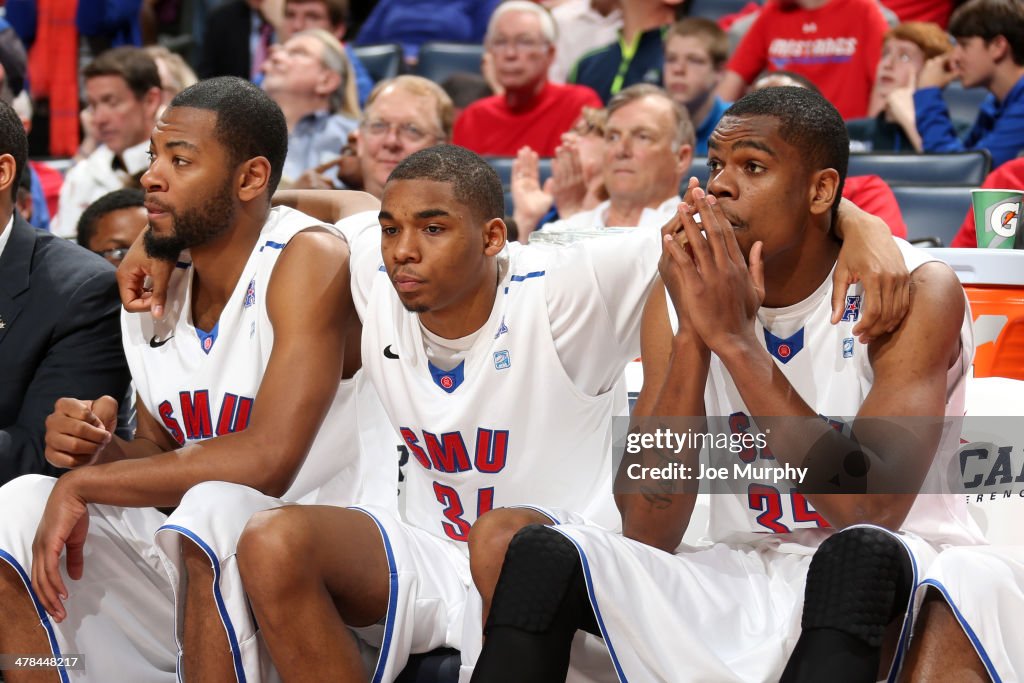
top-left (453, 1), bottom-right (602, 156)
top-left (717, 0), bottom-right (890, 119)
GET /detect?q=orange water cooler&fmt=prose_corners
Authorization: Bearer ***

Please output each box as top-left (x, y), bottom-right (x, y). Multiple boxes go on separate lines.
top-left (928, 248), bottom-right (1024, 380)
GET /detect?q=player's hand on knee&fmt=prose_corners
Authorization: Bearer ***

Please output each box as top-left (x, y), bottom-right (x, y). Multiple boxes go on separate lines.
top-left (117, 228), bottom-right (174, 318)
top-left (45, 397), bottom-right (118, 469)
top-left (31, 482), bottom-right (90, 622)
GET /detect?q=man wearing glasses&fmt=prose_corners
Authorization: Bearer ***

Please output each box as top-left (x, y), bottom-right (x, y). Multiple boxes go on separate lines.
top-left (351, 75), bottom-right (454, 198)
top-left (453, 1), bottom-right (602, 157)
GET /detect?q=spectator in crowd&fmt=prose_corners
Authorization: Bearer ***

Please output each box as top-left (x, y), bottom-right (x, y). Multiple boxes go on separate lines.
top-left (752, 71), bottom-right (909, 237)
top-left (279, 0), bottom-right (375, 105)
top-left (540, 84), bottom-right (691, 233)
top-left (75, 188), bottom-right (147, 266)
top-left (511, 106), bottom-right (609, 238)
top-left (913, 0), bottom-right (1024, 168)
top-left (548, 0), bottom-right (622, 84)
top-left (569, 0), bottom-right (683, 103)
top-left (293, 74), bottom-right (453, 194)
top-left (355, 0), bottom-right (503, 60)
top-left (718, 0), bottom-right (890, 120)
top-left (199, 0), bottom-right (276, 80)
top-left (144, 45), bottom-right (198, 112)
top-left (262, 29), bottom-right (360, 188)
top-left (950, 156), bottom-right (1024, 246)
top-left (663, 17), bottom-right (731, 154)
top-left (848, 21), bottom-right (958, 152)
top-left (77, 0), bottom-right (143, 54)
top-left (454, 1), bottom-right (602, 157)
top-left (0, 100), bottom-right (130, 484)
top-left (880, 0), bottom-right (958, 28)
top-left (52, 46), bottom-right (161, 238)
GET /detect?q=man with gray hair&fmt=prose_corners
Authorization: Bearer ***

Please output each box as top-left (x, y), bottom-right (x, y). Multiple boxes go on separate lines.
top-left (541, 83), bottom-right (694, 232)
top-left (261, 28), bottom-right (360, 188)
top-left (453, 0), bottom-right (602, 156)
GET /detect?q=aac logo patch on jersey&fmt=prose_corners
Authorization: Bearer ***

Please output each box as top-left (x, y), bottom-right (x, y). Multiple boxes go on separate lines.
top-left (842, 337), bottom-right (854, 358)
top-left (841, 295), bottom-right (861, 322)
top-left (244, 278), bottom-right (256, 308)
top-left (764, 327), bottom-right (804, 364)
top-left (494, 350), bottom-right (511, 370)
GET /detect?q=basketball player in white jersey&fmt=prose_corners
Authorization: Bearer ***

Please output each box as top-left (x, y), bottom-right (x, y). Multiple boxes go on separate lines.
top-left (469, 87), bottom-right (985, 682)
top-left (222, 142), bottom-right (924, 682)
top-left (0, 77), bottom-right (389, 683)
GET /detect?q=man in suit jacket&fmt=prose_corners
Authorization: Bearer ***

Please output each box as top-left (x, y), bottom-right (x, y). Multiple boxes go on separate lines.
top-left (0, 100), bottom-right (130, 484)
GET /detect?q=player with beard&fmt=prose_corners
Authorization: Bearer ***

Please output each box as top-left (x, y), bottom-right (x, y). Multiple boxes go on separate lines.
top-left (0, 76), bottom-right (389, 683)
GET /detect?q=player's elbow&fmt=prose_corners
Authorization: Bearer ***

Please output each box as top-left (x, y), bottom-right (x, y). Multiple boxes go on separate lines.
top-left (248, 446), bottom-right (305, 499)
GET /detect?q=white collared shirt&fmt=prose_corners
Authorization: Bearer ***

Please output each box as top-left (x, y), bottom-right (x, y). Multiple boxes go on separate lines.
top-left (51, 141), bottom-right (151, 238)
top-left (0, 215), bottom-right (13, 260)
top-left (540, 195), bottom-right (681, 233)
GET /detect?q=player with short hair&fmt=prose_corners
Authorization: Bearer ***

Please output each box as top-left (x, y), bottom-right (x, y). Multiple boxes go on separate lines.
top-left (0, 76), bottom-right (389, 683)
top-left (234, 142), bottom-right (663, 681)
top-left (469, 86), bottom-right (984, 682)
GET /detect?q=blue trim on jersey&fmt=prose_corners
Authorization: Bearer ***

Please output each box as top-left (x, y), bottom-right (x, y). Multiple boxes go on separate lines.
top-left (259, 240), bottom-right (286, 252)
top-left (348, 507), bottom-right (399, 683)
top-left (551, 530), bottom-right (628, 683)
top-left (919, 578), bottom-right (1001, 682)
top-left (510, 270), bottom-right (546, 282)
top-left (509, 505), bottom-right (561, 524)
top-left (428, 360), bottom-right (465, 393)
top-left (176, 261), bottom-right (191, 269)
top-left (0, 550), bottom-right (71, 683)
top-left (158, 525), bottom-right (247, 683)
top-left (378, 264), bottom-right (387, 272)
top-left (196, 321), bottom-right (220, 355)
top-left (763, 327), bottom-right (804, 364)
top-left (870, 527), bottom-right (918, 682)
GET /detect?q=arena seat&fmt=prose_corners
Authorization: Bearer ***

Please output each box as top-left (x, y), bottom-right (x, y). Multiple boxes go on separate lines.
top-left (891, 185), bottom-right (972, 246)
top-left (942, 81), bottom-right (991, 128)
top-left (415, 42), bottom-right (485, 83)
top-left (848, 151), bottom-right (991, 186)
top-left (687, 0), bottom-right (762, 20)
top-left (485, 156), bottom-right (552, 188)
top-left (685, 157), bottom-right (711, 189)
top-left (351, 43), bottom-right (405, 82)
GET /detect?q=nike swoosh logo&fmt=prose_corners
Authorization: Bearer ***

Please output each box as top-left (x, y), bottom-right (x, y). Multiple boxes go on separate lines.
top-left (149, 334), bottom-right (174, 348)
top-left (383, 344), bottom-right (400, 360)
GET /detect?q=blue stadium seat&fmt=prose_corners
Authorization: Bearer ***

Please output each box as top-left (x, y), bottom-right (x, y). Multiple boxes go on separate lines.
top-left (685, 156), bottom-right (711, 189)
top-left (486, 156), bottom-right (552, 188)
top-left (891, 185), bottom-right (972, 246)
top-left (415, 42), bottom-right (485, 83)
top-left (943, 81), bottom-right (990, 127)
top-left (848, 151), bottom-right (991, 186)
top-left (688, 0), bottom-right (762, 20)
top-left (351, 43), bottom-right (405, 82)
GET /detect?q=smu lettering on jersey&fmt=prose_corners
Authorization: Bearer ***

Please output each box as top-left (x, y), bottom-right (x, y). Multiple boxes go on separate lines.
top-left (121, 206), bottom-right (378, 505)
top-left (363, 241), bottom-right (633, 545)
top-left (688, 239), bottom-right (984, 546)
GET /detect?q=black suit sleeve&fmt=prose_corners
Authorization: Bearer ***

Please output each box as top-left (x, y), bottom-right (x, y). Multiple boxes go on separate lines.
top-left (0, 268), bottom-right (130, 483)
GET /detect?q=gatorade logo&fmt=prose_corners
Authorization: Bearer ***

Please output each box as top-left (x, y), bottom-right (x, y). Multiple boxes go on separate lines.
top-left (990, 201), bottom-right (1020, 238)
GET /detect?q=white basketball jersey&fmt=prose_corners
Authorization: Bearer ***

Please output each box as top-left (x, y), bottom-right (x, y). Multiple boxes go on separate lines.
top-left (122, 206), bottom-right (382, 504)
top-left (697, 239), bottom-right (984, 546)
top-left (357, 232), bottom-right (659, 546)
